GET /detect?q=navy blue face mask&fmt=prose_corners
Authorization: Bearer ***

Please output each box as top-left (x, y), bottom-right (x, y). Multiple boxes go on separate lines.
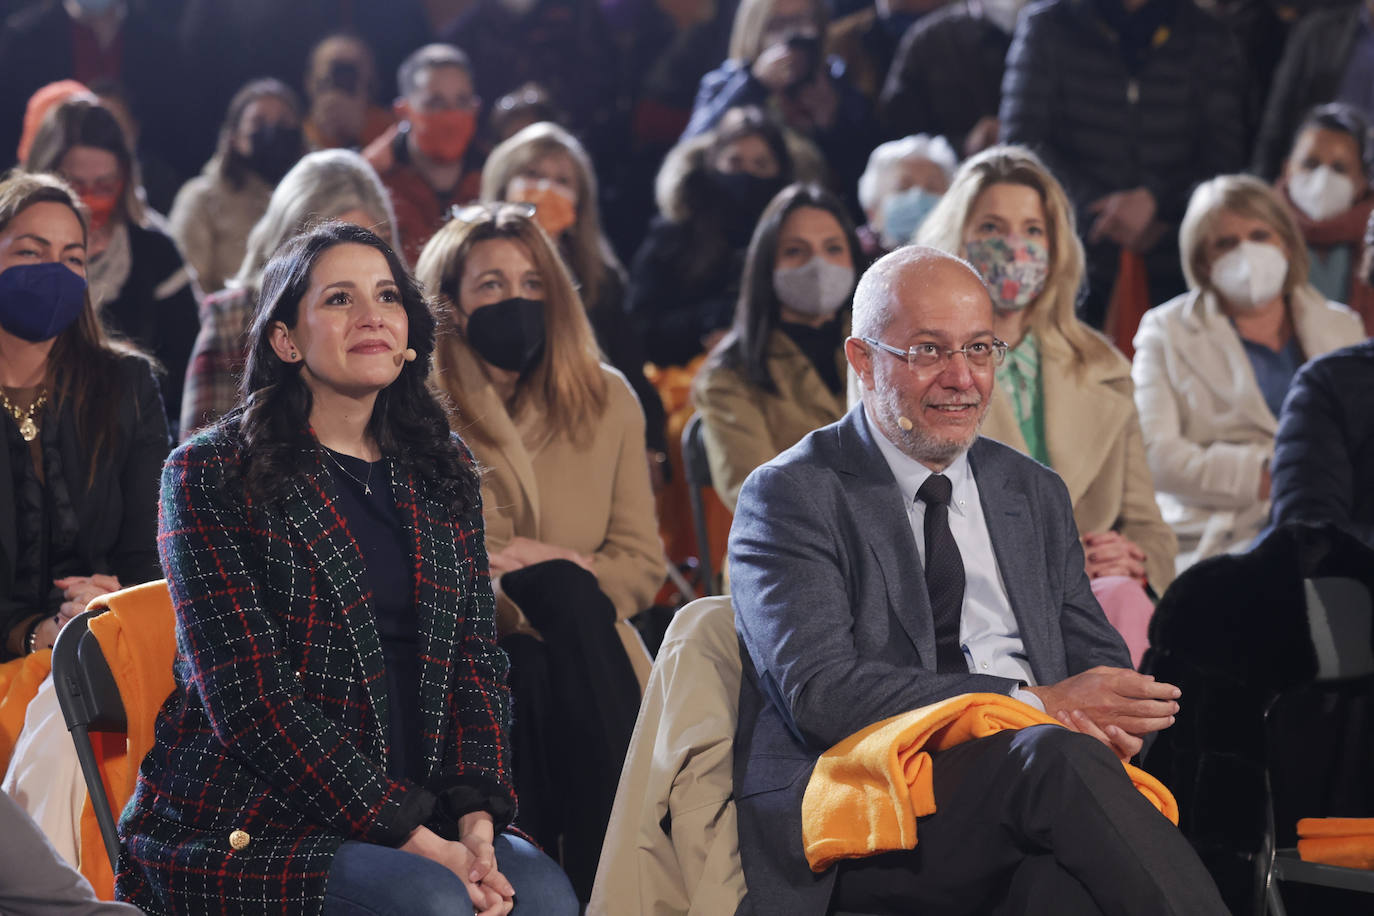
top-left (465, 296), bottom-right (546, 374)
top-left (0, 262), bottom-right (88, 342)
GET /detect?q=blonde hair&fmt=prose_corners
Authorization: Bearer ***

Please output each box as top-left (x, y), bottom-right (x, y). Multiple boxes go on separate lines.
top-left (480, 121), bottom-right (622, 310)
top-left (233, 148), bottom-right (397, 291)
top-left (415, 205), bottom-right (607, 447)
top-left (728, 0), bottom-right (827, 63)
top-left (1179, 174), bottom-right (1310, 296)
top-left (917, 144), bottom-right (1099, 370)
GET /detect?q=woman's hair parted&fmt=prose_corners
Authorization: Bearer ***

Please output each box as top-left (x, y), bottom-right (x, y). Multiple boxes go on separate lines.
top-left (480, 120), bottom-right (624, 311)
top-left (233, 221), bottom-right (477, 512)
top-left (712, 182), bottom-right (861, 394)
top-left (0, 170), bottom-right (150, 484)
top-left (917, 144), bottom-right (1099, 372)
top-left (414, 204), bottom-right (607, 448)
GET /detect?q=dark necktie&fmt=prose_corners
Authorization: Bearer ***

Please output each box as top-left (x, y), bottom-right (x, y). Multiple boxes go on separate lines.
top-left (917, 473), bottom-right (966, 673)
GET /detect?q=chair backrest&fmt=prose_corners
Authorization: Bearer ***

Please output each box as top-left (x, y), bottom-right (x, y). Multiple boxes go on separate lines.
top-left (1303, 577), bottom-right (1374, 682)
top-left (51, 609), bottom-right (126, 871)
top-left (680, 413), bottom-right (718, 595)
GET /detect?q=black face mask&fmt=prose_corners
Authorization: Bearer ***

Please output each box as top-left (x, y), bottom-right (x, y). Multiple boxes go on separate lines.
top-left (465, 297), bottom-right (546, 374)
top-left (709, 171), bottom-right (787, 246)
top-left (246, 123), bottom-right (303, 183)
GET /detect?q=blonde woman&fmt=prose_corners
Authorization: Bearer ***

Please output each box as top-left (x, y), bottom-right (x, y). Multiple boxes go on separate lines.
top-left (481, 121), bottom-right (667, 475)
top-left (919, 145), bottom-right (1176, 663)
top-left (1132, 175), bottom-right (1365, 572)
top-left (416, 205), bottom-right (661, 899)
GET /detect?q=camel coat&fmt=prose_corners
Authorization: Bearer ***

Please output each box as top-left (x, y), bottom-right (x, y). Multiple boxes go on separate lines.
top-left (981, 329), bottom-right (1179, 592)
top-left (690, 328), bottom-right (848, 512)
top-left (1131, 285), bottom-right (1365, 572)
top-left (436, 339), bottom-right (663, 687)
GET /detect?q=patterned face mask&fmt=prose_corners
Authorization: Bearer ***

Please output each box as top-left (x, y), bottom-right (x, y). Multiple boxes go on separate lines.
top-left (964, 235), bottom-right (1049, 312)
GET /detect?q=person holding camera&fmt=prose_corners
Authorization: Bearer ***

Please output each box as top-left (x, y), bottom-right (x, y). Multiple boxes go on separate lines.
top-left (681, 0), bottom-right (877, 217)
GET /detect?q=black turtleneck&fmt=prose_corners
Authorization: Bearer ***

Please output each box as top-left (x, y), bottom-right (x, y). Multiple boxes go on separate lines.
top-left (780, 314), bottom-right (845, 395)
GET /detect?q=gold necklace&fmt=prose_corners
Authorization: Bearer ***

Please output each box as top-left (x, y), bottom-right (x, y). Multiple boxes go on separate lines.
top-left (0, 388), bottom-right (48, 442)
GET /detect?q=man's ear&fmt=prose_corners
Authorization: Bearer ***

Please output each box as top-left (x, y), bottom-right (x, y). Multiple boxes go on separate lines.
top-left (393, 98), bottom-right (410, 121)
top-left (268, 321), bottom-right (298, 363)
top-left (844, 336), bottom-right (875, 391)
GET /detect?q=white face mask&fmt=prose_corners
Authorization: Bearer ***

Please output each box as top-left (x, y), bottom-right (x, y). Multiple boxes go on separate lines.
top-left (1210, 241), bottom-right (1288, 311)
top-left (773, 257), bottom-right (855, 319)
top-left (1287, 165), bottom-right (1357, 222)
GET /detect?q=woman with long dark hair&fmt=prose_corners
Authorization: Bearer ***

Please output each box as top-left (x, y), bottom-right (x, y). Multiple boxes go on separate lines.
top-left (117, 222), bottom-right (577, 916)
top-left (0, 170), bottom-right (167, 865)
top-left (691, 183), bottom-right (861, 511)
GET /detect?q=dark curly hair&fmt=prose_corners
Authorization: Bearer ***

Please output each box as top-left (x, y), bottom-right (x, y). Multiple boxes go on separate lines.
top-left (230, 221), bottom-right (477, 514)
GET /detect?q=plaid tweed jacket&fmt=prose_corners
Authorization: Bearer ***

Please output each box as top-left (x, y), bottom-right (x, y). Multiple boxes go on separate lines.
top-left (116, 423), bottom-right (515, 915)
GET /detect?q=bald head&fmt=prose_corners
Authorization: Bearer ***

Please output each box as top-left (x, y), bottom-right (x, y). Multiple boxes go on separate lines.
top-left (851, 246), bottom-right (993, 342)
top-left (845, 246), bottom-right (998, 471)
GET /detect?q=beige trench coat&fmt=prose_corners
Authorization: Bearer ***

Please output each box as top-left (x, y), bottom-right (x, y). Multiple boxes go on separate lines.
top-left (691, 327), bottom-right (848, 512)
top-left (981, 328), bottom-right (1179, 591)
top-left (435, 338), bottom-right (664, 687)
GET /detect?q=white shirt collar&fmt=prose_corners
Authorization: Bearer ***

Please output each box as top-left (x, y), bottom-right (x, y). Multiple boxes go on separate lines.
top-left (863, 405), bottom-right (974, 517)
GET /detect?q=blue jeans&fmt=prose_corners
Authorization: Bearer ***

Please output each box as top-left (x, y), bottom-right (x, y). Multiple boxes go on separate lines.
top-left (323, 834), bottom-right (579, 916)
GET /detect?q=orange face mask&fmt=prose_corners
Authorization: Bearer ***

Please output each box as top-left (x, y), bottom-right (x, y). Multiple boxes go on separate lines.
top-left (399, 102), bottom-right (476, 163)
top-left (507, 177), bottom-right (577, 239)
top-left (81, 188), bottom-right (121, 234)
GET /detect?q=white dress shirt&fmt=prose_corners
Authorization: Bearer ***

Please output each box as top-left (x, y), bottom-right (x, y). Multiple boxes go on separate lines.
top-left (866, 407), bottom-right (1045, 710)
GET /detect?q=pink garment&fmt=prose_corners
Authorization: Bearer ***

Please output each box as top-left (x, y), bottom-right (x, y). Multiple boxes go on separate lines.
top-left (1091, 575), bottom-right (1155, 669)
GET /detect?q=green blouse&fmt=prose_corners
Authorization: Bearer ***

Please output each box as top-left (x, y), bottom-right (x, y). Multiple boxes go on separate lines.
top-left (995, 331), bottom-right (1049, 466)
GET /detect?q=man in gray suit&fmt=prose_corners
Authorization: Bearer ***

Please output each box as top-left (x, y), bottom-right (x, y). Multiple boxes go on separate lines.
top-left (729, 247), bottom-right (1226, 915)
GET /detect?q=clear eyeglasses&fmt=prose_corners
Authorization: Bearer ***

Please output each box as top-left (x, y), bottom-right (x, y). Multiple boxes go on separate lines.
top-left (860, 336), bottom-right (1009, 370)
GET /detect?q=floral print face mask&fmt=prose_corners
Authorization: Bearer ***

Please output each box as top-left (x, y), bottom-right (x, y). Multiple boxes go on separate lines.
top-left (964, 235), bottom-right (1050, 312)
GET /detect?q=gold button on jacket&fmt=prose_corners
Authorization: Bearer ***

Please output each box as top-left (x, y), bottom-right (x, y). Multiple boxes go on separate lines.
top-left (229, 829), bottom-right (250, 850)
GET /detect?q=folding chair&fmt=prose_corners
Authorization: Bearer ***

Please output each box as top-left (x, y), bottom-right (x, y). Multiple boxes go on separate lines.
top-left (680, 413), bottom-right (719, 595)
top-left (50, 608), bottom-right (125, 871)
top-left (1255, 576), bottom-right (1374, 915)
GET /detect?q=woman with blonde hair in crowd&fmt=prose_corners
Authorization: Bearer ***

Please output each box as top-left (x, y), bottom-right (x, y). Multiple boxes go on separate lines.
top-left (180, 148), bottom-right (397, 438)
top-left (416, 205), bottom-right (661, 900)
top-left (0, 170), bottom-right (168, 866)
top-left (1133, 174), bottom-right (1365, 572)
top-left (919, 145), bottom-right (1176, 664)
top-left (26, 96), bottom-right (200, 434)
top-left (480, 121), bottom-right (668, 483)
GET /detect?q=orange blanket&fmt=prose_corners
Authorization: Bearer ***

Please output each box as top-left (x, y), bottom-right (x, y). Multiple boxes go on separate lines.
top-left (0, 649), bottom-right (52, 771)
top-left (1297, 817), bottom-right (1374, 870)
top-left (802, 692), bottom-right (1178, 871)
top-left (77, 580), bottom-right (178, 899)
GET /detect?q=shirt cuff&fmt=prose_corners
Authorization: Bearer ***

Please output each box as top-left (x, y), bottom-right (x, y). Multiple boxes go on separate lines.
top-left (1012, 686), bottom-right (1045, 713)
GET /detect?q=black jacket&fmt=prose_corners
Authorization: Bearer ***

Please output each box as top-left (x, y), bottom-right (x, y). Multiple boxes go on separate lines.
top-left (1252, 4), bottom-right (1363, 179)
top-left (1000, 0), bottom-right (1246, 322)
top-left (101, 223), bottom-right (202, 436)
top-left (1269, 339), bottom-right (1374, 549)
top-left (879, 3), bottom-right (1010, 151)
top-left (0, 355), bottom-right (169, 659)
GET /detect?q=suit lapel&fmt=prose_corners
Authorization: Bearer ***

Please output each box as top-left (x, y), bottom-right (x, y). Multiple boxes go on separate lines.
top-left (971, 441), bottom-right (1055, 686)
top-left (839, 408), bottom-right (937, 667)
top-left (392, 465), bottom-right (465, 779)
top-left (279, 455), bottom-right (391, 758)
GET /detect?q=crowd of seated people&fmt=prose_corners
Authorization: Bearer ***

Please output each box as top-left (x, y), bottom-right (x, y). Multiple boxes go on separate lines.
top-left (0, 1), bottom-right (1372, 913)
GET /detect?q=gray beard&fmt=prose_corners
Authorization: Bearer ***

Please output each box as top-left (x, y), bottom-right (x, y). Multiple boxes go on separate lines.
top-left (877, 388), bottom-right (987, 468)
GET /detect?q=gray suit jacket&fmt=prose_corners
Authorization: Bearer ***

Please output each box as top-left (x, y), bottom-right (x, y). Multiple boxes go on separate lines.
top-left (729, 406), bottom-right (1130, 915)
